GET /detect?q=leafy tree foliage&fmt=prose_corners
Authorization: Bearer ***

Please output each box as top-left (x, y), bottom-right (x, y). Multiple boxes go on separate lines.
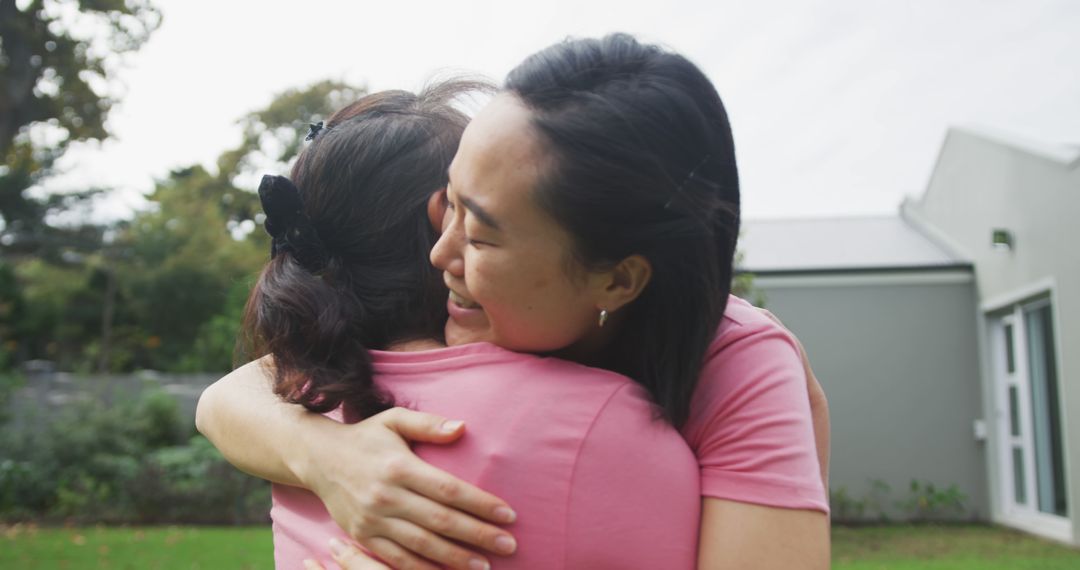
top-left (0, 0), bottom-right (161, 156)
top-left (0, 0), bottom-right (160, 253)
top-left (117, 166), bottom-right (266, 371)
top-left (3, 78), bottom-right (367, 372)
top-left (214, 80), bottom-right (365, 227)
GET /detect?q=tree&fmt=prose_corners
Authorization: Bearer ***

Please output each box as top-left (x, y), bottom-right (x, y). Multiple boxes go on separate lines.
top-left (0, 0), bottom-right (161, 251)
top-left (4, 77), bottom-right (368, 372)
top-left (213, 80), bottom-right (365, 225)
top-left (103, 80), bottom-right (367, 372)
top-left (0, 0), bottom-right (161, 157)
top-left (117, 166), bottom-right (266, 371)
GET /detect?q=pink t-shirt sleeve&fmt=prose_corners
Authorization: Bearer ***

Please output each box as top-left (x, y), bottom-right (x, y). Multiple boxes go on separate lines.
top-left (565, 383), bottom-right (700, 569)
top-left (682, 300), bottom-right (829, 513)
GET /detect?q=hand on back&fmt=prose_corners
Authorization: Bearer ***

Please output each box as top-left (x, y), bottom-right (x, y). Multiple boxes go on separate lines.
top-left (307, 407), bottom-right (517, 570)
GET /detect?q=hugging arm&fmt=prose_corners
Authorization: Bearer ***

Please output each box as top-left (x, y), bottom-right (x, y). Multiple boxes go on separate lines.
top-left (197, 323), bottom-right (832, 570)
top-left (304, 488), bottom-right (831, 570)
top-left (195, 358), bottom-right (517, 570)
top-left (688, 318), bottom-right (831, 569)
top-left (698, 499), bottom-right (829, 570)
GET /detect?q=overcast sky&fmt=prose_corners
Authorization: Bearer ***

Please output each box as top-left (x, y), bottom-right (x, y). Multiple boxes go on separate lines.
top-left (45, 0), bottom-right (1080, 222)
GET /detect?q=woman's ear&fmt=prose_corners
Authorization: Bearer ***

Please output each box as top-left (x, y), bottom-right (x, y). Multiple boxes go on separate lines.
top-left (427, 189), bottom-right (448, 234)
top-left (593, 254), bottom-right (652, 313)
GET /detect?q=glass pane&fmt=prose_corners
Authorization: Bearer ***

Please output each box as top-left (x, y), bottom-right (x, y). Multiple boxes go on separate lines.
top-left (1013, 446), bottom-right (1027, 505)
top-left (1004, 324), bottom-right (1015, 374)
top-left (1008, 386), bottom-right (1021, 437)
top-left (1025, 305), bottom-right (1068, 517)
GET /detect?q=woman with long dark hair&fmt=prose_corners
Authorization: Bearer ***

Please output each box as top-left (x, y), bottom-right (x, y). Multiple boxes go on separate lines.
top-left (242, 81), bottom-right (704, 569)
top-left (199, 34), bottom-right (829, 569)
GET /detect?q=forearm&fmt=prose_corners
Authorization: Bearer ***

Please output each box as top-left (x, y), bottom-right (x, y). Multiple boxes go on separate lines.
top-left (196, 356), bottom-right (326, 487)
top-left (197, 357), bottom-right (519, 570)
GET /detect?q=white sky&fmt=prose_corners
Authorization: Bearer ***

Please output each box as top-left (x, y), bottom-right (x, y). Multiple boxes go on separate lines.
top-left (45, 0), bottom-right (1080, 221)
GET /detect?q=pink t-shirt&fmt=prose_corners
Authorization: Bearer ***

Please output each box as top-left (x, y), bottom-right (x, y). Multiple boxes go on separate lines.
top-left (272, 343), bottom-right (702, 569)
top-left (272, 295), bottom-right (827, 568)
top-left (683, 295), bottom-right (828, 512)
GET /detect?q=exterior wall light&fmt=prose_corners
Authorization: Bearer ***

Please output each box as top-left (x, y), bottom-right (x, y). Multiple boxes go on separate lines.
top-left (992, 228), bottom-right (1014, 251)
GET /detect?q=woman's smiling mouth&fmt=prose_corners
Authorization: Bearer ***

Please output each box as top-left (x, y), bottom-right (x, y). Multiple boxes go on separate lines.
top-left (446, 289), bottom-right (486, 329)
top-left (449, 290), bottom-right (481, 309)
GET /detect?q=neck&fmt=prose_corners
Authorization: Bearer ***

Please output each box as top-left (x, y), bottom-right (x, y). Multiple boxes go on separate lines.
top-left (385, 338), bottom-right (446, 352)
top-left (549, 318), bottom-right (620, 368)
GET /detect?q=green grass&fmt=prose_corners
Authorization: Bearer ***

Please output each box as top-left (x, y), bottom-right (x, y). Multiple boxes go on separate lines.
top-left (1, 525), bottom-right (273, 569)
top-left (3, 524), bottom-right (1079, 569)
top-left (833, 524), bottom-right (1080, 570)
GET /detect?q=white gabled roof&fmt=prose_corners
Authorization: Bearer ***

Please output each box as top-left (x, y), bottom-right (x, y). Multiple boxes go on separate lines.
top-left (951, 125), bottom-right (1080, 167)
top-left (738, 216), bottom-right (969, 273)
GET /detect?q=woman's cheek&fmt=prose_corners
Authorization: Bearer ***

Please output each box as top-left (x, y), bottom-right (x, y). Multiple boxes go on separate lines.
top-left (466, 254), bottom-right (503, 306)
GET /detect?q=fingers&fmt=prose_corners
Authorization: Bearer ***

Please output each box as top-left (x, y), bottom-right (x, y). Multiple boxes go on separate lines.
top-left (364, 536), bottom-right (442, 570)
top-left (379, 407), bottom-right (466, 444)
top-left (377, 518), bottom-right (498, 570)
top-left (353, 482), bottom-right (513, 567)
top-left (328, 538), bottom-right (393, 570)
top-left (361, 406), bottom-right (517, 565)
top-left (399, 459), bottom-right (517, 527)
top-left (396, 491), bottom-right (517, 557)
top-left (344, 465), bottom-right (515, 567)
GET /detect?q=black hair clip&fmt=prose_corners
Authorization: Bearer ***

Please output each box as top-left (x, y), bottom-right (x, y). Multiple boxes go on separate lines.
top-left (258, 174), bottom-right (328, 272)
top-left (305, 121), bottom-right (325, 141)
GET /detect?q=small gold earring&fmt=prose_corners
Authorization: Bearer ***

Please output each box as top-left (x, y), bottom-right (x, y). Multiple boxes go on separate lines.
top-left (598, 309), bottom-right (609, 328)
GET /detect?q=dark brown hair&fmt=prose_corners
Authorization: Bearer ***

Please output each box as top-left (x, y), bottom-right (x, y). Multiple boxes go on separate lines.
top-left (505, 34), bottom-right (740, 428)
top-left (242, 81), bottom-right (485, 421)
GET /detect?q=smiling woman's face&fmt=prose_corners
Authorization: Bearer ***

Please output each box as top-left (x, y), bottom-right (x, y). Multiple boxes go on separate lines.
top-left (429, 94), bottom-right (610, 354)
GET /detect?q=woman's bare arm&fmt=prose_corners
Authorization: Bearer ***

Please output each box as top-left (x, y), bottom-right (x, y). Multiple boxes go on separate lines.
top-left (692, 309), bottom-right (831, 568)
top-left (697, 499), bottom-right (830, 570)
top-left (195, 358), bottom-right (518, 570)
top-left (196, 357), bottom-right (319, 486)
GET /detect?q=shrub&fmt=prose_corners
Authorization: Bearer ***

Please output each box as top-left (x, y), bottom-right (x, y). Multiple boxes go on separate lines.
top-left (129, 435), bottom-right (269, 524)
top-left (898, 479), bottom-right (967, 522)
top-left (831, 478), bottom-right (967, 524)
top-left (0, 385), bottom-right (268, 524)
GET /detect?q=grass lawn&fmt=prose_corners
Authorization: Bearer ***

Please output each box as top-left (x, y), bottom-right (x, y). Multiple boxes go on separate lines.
top-left (833, 524), bottom-right (1080, 570)
top-left (3, 523), bottom-right (1079, 568)
top-left (1, 525), bottom-right (273, 569)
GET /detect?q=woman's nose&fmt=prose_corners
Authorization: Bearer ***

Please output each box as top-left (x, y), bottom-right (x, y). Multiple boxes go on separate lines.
top-left (430, 215), bottom-right (465, 277)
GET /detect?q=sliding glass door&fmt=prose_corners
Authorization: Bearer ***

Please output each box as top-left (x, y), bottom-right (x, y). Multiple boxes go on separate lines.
top-left (991, 299), bottom-right (1068, 519)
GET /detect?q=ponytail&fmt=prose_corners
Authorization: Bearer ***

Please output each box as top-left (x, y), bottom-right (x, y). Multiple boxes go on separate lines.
top-left (238, 82), bottom-right (484, 421)
top-left (243, 255), bottom-right (390, 422)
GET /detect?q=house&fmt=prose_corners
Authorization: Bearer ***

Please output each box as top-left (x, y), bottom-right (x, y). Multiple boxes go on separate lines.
top-left (740, 126), bottom-right (1078, 544)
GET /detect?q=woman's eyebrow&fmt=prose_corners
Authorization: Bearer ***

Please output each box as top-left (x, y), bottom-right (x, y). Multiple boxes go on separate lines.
top-left (448, 175), bottom-right (501, 231)
top-left (460, 196), bottom-right (501, 231)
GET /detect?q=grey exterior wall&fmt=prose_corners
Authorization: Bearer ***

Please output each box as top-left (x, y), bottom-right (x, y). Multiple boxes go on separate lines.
top-left (749, 273), bottom-right (988, 520)
top-left (906, 128), bottom-right (1079, 543)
